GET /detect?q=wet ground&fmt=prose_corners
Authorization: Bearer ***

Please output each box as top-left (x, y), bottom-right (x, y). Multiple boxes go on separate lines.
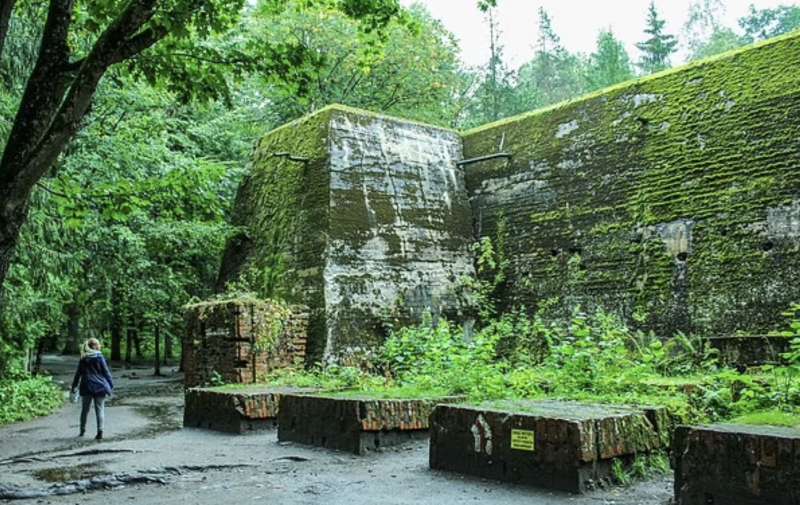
top-left (0, 355), bottom-right (673, 504)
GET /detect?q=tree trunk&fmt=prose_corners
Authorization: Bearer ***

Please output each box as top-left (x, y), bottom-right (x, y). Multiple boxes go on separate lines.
top-left (0, 191), bottom-right (30, 312)
top-left (33, 337), bottom-right (45, 374)
top-left (125, 325), bottom-right (134, 367)
top-left (163, 327), bottom-right (173, 365)
top-left (110, 286), bottom-right (122, 361)
top-left (62, 302), bottom-right (80, 354)
top-left (133, 321), bottom-right (143, 359)
top-left (153, 323), bottom-right (161, 376)
top-left (178, 323), bottom-right (186, 373)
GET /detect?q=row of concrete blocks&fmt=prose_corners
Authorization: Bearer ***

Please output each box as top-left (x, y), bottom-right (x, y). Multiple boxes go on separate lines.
top-left (183, 388), bottom-right (800, 504)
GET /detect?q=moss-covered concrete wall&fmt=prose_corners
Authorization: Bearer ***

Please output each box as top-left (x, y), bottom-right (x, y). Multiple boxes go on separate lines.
top-left (217, 109), bottom-right (332, 361)
top-left (218, 106), bottom-right (474, 362)
top-left (462, 33), bottom-right (800, 336)
top-left (219, 33), bottom-right (800, 357)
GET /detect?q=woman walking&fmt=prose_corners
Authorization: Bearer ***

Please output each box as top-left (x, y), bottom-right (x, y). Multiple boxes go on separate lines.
top-left (70, 338), bottom-right (114, 440)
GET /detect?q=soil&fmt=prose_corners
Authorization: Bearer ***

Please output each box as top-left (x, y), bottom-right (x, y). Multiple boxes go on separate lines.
top-left (0, 355), bottom-right (673, 504)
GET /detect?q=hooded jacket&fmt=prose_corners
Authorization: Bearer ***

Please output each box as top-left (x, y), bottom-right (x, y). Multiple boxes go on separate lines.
top-left (71, 351), bottom-right (114, 397)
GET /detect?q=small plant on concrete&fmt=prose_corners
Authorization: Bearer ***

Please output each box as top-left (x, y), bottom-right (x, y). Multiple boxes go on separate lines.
top-left (611, 459), bottom-right (632, 486)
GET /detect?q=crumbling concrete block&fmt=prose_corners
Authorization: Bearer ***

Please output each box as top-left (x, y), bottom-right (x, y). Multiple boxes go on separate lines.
top-left (429, 400), bottom-right (669, 493)
top-left (183, 386), bottom-right (316, 434)
top-left (277, 392), bottom-right (462, 454)
top-left (673, 424), bottom-right (800, 505)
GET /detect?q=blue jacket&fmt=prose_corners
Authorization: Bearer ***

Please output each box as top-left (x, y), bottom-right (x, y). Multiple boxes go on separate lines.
top-left (72, 352), bottom-right (114, 397)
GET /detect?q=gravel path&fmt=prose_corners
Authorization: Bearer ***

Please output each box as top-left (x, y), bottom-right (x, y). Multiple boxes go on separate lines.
top-left (0, 355), bottom-right (673, 504)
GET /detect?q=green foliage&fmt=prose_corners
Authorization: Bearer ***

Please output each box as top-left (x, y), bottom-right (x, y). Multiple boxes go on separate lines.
top-left (730, 410), bottom-right (800, 428)
top-left (267, 362), bottom-right (386, 391)
top-left (246, 1), bottom-right (466, 127)
top-left (515, 8), bottom-right (587, 110)
top-left (460, 219), bottom-right (509, 321)
top-left (1, 73), bottom-right (255, 368)
top-left (612, 451), bottom-right (671, 486)
top-left (586, 30), bottom-right (634, 91)
top-left (740, 4), bottom-right (800, 43)
top-left (0, 373), bottom-right (63, 425)
top-left (207, 371), bottom-right (227, 388)
top-left (464, 5), bottom-right (525, 126)
top-left (276, 302), bottom-right (800, 426)
top-left (636, 1), bottom-right (679, 73)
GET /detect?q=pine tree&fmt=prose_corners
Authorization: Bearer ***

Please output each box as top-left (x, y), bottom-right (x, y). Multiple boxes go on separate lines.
top-left (535, 7), bottom-right (562, 57)
top-left (587, 29), bottom-right (634, 91)
top-left (466, 5), bottom-right (520, 125)
top-left (636, 1), bottom-right (679, 74)
top-left (516, 7), bottom-right (586, 109)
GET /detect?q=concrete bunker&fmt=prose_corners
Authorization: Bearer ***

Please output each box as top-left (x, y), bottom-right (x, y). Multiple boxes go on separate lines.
top-left (213, 32), bottom-right (800, 364)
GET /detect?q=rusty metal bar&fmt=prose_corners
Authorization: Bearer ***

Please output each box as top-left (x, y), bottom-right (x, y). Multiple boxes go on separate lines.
top-left (272, 152), bottom-right (310, 163)
top-left (456, 152), bottom-right (512, 167)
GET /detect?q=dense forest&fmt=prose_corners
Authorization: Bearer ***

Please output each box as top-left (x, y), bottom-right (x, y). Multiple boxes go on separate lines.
top-left (0, 0), bottom-right (799, 422)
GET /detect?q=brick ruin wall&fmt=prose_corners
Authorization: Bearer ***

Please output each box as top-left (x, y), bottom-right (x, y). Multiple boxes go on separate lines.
top-left (217, 33), bottom-right (800, 361)
top-left (183, 300), bottom-right (308, 387)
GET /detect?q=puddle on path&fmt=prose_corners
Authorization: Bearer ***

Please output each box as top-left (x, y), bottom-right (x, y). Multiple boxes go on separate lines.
top-left (32, 462), bottom-right (107, 482)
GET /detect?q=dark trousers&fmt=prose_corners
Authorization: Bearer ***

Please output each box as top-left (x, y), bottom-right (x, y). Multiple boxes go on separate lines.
top-left (80, 395), bottom-right (106, 432)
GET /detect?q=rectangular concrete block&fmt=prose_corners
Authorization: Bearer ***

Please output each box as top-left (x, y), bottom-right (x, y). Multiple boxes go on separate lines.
top-left (183, 386), bottom-right (315, 434)
top-left (277, 393), bottom-right (462, 454)
top-left (673, 424), bottom-right (800, 505)
top-left (429, 400), bottom-right (669, 493)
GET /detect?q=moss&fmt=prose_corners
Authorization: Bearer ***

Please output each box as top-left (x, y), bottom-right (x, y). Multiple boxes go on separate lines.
top-left (218, 107), bottom-right (334, 362)
top-left (729, 410), bottom-right (800, 429)
top-left (463, 29), bottom-right (800, 137)
top-left (321, 103), bottom-right (459, 134)
top-left (321, 385), bottom-right (453, 400)
top-left (462, 31), bottom-right (800, 337)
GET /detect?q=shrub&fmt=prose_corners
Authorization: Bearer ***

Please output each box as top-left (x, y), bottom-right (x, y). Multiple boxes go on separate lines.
top-left (0, 373), bottom-right (64, 425)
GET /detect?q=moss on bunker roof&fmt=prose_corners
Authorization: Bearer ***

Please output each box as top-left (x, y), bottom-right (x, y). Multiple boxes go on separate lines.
top-left (260, 103), bottom-right (459, 139)
top-left (463, 29), bottom-right (800, 137)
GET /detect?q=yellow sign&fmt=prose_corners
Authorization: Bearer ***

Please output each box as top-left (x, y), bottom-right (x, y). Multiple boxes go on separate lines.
top-left (510, 429), bottom-right (535, 452)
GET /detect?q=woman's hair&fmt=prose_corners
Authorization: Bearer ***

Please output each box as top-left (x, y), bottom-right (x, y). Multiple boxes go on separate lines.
top-left (82, 338), bottom-right (101, 356)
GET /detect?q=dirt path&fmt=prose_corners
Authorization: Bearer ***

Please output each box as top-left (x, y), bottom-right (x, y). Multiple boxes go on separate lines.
top-left (0, 355), bottom-right (673, 504)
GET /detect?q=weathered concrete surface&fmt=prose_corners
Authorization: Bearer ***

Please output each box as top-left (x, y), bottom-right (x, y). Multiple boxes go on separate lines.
top-left (430, 400), bottom-right (669, 493)
top-left (217, 106), bottom-right (474, 363)
top-left (707, 335), bottom-right (793, 368)
top-left (278, 393), bottom-right (461, 455)
top-left (324, 111), bottom-right (474, 356)
top-left (183, 300), bottom-right (308, 387)
top-left (183, 386), bottom-right (316, 434)
top-left (673, 423), bottom-right (800, 505)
